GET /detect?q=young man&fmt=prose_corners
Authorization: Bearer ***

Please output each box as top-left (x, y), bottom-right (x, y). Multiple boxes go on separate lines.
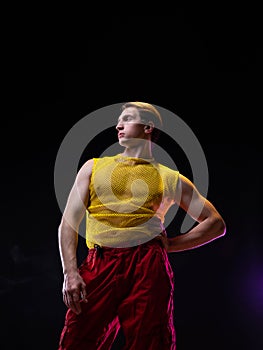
top-left (57, 102), bottom-right (226, 349)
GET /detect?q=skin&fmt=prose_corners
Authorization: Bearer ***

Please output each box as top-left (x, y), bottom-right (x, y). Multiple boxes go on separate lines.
top-left (58, 106), bottom-right (226, 314)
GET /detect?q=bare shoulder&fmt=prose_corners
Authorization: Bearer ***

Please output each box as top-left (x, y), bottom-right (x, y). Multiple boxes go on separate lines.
top-left (177, 173), bottom-right (198, 195)
top-left (79, 158), bottom-right (94, 173)
top-left (179, 173), bottom-right (195, 186)
top-left (76, 159), bottom-right (94, 182)
top-left (175, 173), bottom-right (205, 209)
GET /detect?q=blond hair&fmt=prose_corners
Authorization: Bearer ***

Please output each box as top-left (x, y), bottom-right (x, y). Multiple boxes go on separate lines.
top-left (121, 102), bottom-right (163, 142)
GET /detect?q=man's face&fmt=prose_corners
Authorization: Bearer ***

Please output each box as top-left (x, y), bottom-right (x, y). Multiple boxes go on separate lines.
top-left (116, 107), bottom-right (148, 147)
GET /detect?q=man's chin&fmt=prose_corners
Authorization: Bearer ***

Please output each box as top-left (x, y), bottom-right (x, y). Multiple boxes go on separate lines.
top-left (119, 138), bottom-right (147, 147)
top-left (119, 138), bottom-right (129, 146)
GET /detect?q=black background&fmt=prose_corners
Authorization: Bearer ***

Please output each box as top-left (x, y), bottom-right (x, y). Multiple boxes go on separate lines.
top-left (1, 8), bottom-right (263, 350)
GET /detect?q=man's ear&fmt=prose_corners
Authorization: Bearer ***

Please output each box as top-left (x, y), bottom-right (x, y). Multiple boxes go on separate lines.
top-left (144, 121), bottom-right (154, 133)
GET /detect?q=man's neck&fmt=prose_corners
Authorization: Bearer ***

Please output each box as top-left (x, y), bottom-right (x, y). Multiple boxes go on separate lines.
top-left (121, 147), bottom-right (153, 159)
top-left (120, 139), bottom-right (153, 159)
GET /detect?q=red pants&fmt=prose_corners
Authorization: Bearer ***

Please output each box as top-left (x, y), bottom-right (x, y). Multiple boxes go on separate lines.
top-left (58, 239), bottom-right (176, 349)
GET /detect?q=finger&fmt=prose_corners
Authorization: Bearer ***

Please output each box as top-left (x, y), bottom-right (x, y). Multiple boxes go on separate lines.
top-left (80, 284), bottom-right (88, 303)
top-left (63, 291), bottom-right (70, 309)
top-left (63, 292), bottom-right (67, 306)
top-left (69, 293), bottom-right (81, 314)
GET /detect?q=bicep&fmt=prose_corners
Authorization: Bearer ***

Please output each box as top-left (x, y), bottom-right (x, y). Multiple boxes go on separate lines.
top-left (175, 174), bottom-right (218, 223)
top-left (62, 159), bottom-right (93, 229)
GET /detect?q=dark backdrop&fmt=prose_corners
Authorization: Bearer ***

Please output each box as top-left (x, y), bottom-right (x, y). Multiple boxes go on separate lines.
top-left (1, 9), bottom-right (262, 350)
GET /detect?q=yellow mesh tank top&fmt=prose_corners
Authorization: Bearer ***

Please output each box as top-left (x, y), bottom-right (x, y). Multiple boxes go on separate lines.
top-left (86, 154), bottom-right (179, 248)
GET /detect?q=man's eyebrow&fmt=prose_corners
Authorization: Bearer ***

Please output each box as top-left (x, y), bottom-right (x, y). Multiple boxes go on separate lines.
top-left (117, 114), bottom-right (134, 122)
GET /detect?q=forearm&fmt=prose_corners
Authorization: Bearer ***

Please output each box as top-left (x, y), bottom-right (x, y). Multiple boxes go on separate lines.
top-left (58, 220), bottom-right (79, 274)
top-left (167, 217), bottom-right (226, 252)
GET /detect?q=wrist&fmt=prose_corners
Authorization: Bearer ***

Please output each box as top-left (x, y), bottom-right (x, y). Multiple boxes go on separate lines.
top-left (63, 267), bottom-right (78, 276)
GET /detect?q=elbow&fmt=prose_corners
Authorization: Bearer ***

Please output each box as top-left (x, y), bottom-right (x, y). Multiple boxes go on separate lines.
top-left (215, 217), bottom-right (226, 238)
top-left (58, 217), bottom-right (66, 233)
top-left (58, 217), bottom-right (68, 237)
top-left (58, 221), bottom-right (63, 238)
top-left (58, 216), bottom-right (79, 236)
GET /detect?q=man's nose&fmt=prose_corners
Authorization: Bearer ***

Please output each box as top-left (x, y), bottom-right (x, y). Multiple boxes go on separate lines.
top-left (116, 122), bottom-right (124, 130)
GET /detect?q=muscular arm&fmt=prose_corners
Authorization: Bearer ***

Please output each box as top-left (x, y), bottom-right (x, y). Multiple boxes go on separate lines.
top-left (164, 174), bottom-right (226, 253)
top-left (58, 159), bottom-right (93, 313)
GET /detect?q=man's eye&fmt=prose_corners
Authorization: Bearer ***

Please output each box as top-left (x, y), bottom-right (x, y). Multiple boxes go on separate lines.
top-left (124, 116), bottom-right (132, 122)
